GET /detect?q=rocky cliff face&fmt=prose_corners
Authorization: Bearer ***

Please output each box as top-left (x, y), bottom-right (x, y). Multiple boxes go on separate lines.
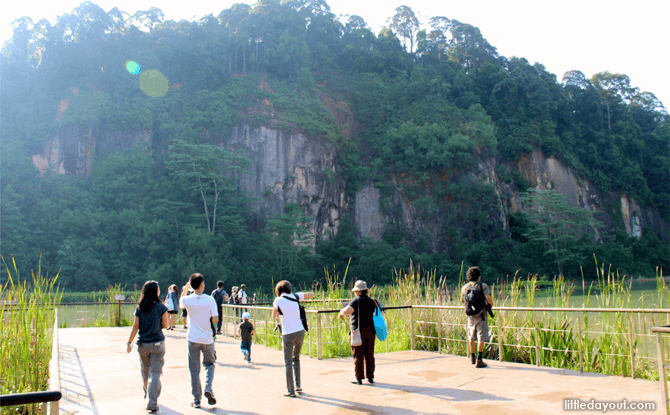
top-left (32, 125), bottom-right (150, 177)
top-left (222, 125), bottom-right (347, 241)
top-left (31, 124), bottom-right (668, 246)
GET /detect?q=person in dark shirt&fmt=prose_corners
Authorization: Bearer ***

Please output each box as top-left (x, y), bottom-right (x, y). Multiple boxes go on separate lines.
top-left (238, 312), bottom-right (255, 363)
top-left (338, 280), bottom-right (383, 385)
top-left (127, 281), bottom-right (169, 412)
top-left (211, 281), bottom-right (227, 334)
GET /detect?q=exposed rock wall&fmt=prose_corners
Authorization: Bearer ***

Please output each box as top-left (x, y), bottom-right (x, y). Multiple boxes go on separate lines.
top-left (223, 125), bottom-right (347, 241)
top-left (30, 125), bottom-right (668, 245)
top-left (32, 125), bottom-right (150, 177)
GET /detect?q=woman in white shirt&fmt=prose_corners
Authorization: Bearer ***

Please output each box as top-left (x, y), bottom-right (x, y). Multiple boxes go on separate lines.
top-left (272, 280), bottom-right (315, 397)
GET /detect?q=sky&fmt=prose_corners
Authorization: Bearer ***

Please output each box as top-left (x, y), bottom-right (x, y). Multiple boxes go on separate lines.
top-left (1, 0), bottom-right (669, 107)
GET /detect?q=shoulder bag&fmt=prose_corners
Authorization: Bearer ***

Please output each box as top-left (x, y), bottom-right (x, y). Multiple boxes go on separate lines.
top-left (283, 294), bottom-right (309, 332)
top-left (350, 299), bottom-right (362, 347)
top-left (372, 298), bottom-right (387, 341)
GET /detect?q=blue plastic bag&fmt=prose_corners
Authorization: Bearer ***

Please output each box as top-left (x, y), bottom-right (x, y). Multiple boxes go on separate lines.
top-left (373, 300), bottom-right (387, 341)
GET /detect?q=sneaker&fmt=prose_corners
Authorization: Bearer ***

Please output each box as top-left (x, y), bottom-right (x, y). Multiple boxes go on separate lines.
top-left (204, 391), bottom-right (216, 405)
top-left (244, 351), bottom-right (249, 361)
top-left (146, 404), bottom-right (159, 412)
top-left (191, 401), bottom-right (200, 408)
top-left (351, 379), bottom-right (362, 385)
top-left (295, 387), bottom-right (302, 393)
top-left (284, 392), bottom-right (296, 398)
top-left (367, 378), bottom-right (374, 384)
top-left (475, 360), bottom-right (488, 368)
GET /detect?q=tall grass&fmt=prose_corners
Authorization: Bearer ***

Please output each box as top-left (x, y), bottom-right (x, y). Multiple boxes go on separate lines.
top-left (272, 258), bottom-right (665, 380)
top-left (0, 256), bottom-right (62, 415)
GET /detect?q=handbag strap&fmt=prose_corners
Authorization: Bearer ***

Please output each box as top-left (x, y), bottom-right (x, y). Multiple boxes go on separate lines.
top-left (283, 293), bottom-right (300, 303)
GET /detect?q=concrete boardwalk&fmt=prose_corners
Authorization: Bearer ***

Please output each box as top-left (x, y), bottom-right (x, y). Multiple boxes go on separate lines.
top-left (58, 327), bottom-right (664, 414)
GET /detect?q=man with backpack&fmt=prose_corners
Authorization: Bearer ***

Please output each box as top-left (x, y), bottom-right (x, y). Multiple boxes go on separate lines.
top-left (211, 281), bottom-right (228, 334)
top-left (461, 266), bottom-right (494, 368)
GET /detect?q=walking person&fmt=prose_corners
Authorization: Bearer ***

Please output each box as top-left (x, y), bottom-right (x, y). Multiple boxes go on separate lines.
top-left (461, 266), bottom-right (494, 368)
top-left (238, 284), bottom-right (248, 319)
top-left (338, 280), bottom-right (382, 385)
top-left (230, 286), bottom-right (239, 321)
top-left (238, 312), bottom-right (254, 363)
top-left (272, 280), bottom-right (315, 397)
top-left (165, 284), bottom-right (179, 330)
top-left (211, 281), bottom-right (228, 334)
top-left (127, 281), bottom-right (169, 412)
top-left (180, 273), bottom-right (219, 408)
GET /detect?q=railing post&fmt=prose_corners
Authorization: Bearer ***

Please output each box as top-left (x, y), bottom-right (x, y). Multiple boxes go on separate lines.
top-left (308, 312), bottom-right (313, 357)
top-left (224, 308), bottom-right (228, 337)
top-left (628, 314), bottom-right (635, 379)
top-left (317, 312), bottom-right (323, 360)
top-left (534, 325), bottom-right (541, 367)
top-left (497, 311), bottom-right (503, 362)
top-left (409, 307), bottom-right (415, 351)
top-left (437, 308), bottom-right (442, 355)
top-left (656, 332), bottom-right (668, 414)
top-left (577, 311), bottom-right (584, 373)
top-left (264, 312), bottom-right (268, 347)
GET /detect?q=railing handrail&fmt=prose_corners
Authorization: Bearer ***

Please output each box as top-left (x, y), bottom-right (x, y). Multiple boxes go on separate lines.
top-left (412, 305), bottom-right (670, 313)
top-left (223, 303), bottom-right (670, 314)
top-left (0, 391), bottom-right (62, 407)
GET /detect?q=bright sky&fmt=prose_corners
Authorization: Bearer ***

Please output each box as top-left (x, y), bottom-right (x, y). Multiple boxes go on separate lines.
top-left (1, 0), bottom-right (669, 107)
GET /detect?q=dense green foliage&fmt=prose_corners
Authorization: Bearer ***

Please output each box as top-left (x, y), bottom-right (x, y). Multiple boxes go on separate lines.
top-left (1, 1), bottom-right (668, 292)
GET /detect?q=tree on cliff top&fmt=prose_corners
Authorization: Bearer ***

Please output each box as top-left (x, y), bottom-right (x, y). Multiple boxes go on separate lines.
top-left (166, 140), bottom-right (251, 235)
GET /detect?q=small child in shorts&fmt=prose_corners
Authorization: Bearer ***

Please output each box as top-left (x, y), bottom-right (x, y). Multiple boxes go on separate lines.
top-left (238, 312), bottom-right (254, 363)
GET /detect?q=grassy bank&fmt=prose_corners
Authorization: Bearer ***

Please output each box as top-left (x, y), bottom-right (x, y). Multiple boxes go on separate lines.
top-left (0, 257), bottom-right (62, 415)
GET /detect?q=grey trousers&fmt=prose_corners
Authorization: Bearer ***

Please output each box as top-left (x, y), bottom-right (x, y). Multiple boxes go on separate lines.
top-left (282, 330), bottom-right (304, 394)
top-left (188, 341), bottom-right (216, 403)
top-left (138, 341), bottom-right (165, 409)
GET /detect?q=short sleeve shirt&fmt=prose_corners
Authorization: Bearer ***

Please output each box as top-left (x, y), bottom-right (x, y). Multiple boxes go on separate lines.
top-left (348, 295), bottom-right (379, 331)
top-left (134, 302), bottom-right (167, 344)
top-left (273, 293), bottom-right (305, 335)
top-left (180, 293), bottom-right (219, 344)
top-left (239, 321), bottom-right (254, 342)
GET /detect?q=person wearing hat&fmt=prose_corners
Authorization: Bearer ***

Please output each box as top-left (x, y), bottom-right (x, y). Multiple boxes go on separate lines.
top-left (237, 312), bottom-right (255, 363)
top-left (338, 280), bottom-right (383, 385)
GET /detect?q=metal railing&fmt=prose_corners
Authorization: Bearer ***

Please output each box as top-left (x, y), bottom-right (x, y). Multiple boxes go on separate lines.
top-left (221, 302), bottom-right (670, 378)
top-left (0, 308), bottom-right (62, 414)
top-left (652, 325), bottom-right (670, 415)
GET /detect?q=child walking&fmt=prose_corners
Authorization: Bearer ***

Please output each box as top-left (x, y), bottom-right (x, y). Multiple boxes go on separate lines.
top-left (238, 312), bottom-right (254, 363)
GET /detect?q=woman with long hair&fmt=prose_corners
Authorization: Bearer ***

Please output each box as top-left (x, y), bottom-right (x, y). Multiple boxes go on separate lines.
top-left (127, 281), bottom-right (169, 412)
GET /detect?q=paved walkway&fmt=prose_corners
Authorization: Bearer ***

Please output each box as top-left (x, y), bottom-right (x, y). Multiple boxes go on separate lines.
top-left (58, 327), bottom-right (664, 414)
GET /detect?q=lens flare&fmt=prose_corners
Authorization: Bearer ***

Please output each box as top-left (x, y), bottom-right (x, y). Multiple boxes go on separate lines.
top-left (139, 69), bottom-right (169, 97)
top-left (125, 60), bottom-right (141, 75)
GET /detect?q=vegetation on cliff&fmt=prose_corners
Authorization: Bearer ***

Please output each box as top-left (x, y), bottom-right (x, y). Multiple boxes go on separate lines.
top-left (1, 1), bottom-right (668, 291)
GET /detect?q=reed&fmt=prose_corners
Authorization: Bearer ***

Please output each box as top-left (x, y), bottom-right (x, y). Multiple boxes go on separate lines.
top-left (0, 256), bottom-right (62, 415)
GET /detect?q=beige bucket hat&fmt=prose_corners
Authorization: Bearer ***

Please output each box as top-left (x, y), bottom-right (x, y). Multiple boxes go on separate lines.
top-left (352, 280), bottom-right (368, 292)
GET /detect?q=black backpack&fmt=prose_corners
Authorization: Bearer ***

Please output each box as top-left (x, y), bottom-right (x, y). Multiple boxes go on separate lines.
top-left (279, 294), bottom-right (309, 332)
top-left (464, 282), bottom-right (487, 317)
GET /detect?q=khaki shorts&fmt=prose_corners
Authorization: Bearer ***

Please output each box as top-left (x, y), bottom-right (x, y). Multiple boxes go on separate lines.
top-left (466, 315), bottom-right (489, 343)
